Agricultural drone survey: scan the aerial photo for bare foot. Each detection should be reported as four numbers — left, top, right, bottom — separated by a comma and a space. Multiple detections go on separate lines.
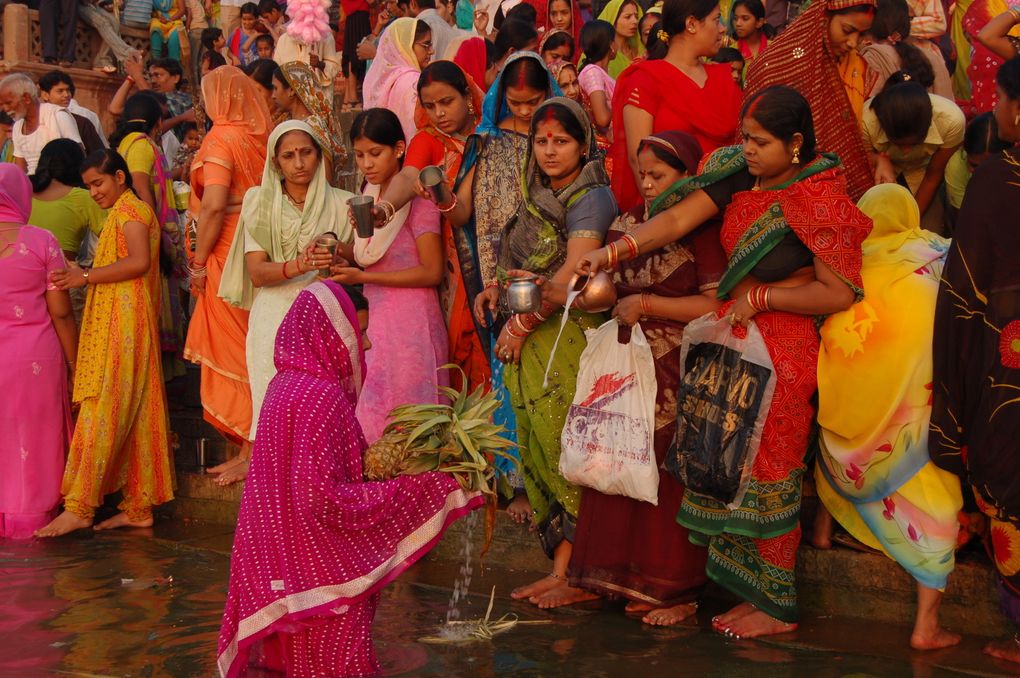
911, 626, 961, 650
712, 601, 755, 631
34, 510, 92, 538
643, 603, 698, 627
532, 582, 600, 609
206, 456, 243, 475
511, 574, 562, 600
985, 638, 1020, 663
507, 494, 531, 524
93, 512, 154, 531
722, 608, 798, 639
625, 601, 656, 615
215, 459, 249, 486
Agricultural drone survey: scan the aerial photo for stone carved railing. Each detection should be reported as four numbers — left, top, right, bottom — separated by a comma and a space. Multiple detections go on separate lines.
0, 3, 151, 134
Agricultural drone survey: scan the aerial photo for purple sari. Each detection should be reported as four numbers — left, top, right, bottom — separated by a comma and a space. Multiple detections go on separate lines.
217, 281, 483, 677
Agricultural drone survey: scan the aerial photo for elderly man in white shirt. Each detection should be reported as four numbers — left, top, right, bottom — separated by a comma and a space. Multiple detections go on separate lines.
0, 73, 82, 175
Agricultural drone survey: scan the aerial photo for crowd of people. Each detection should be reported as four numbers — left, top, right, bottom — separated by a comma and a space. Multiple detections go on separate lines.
2, 0, 1020, 674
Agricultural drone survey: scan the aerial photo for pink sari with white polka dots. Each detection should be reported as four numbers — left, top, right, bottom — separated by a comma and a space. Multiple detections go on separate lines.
217, 281, 483, 677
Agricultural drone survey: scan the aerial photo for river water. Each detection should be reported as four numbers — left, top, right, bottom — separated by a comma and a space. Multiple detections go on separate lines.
0, 530, 1005, 677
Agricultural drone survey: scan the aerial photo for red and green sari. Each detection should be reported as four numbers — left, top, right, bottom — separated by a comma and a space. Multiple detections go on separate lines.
651, 145, 869, 622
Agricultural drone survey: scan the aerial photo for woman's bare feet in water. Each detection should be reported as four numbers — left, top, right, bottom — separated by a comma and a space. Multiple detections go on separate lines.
34, 510, 92, 538
511, 574, 562, 600
531, 582, 600, 609
712, 601, 755, 631
507, 494, 531, 525
911, 626, 961, 650
643, 603, 698, 627
984, 637, 1020, 663
214, 458, 250, 486
94, 512, 154, 531
716, 605, 797, 639
911, 585, 960, 650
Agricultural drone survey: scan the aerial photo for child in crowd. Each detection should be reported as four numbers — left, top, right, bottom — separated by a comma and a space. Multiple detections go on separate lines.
0, 111, 13, 163
578, 20, 616, 135
255, 33, 276, 59
172, 122, 202, 182
862, 73, 966, 233
712, 46, 745, 85
229, 3, 266, 67
258, 0, 288, 40
728, 0, 770, 63
202, 27, 239, 66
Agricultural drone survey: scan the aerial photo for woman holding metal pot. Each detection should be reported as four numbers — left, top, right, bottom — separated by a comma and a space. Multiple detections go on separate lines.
473, 97, 617, 610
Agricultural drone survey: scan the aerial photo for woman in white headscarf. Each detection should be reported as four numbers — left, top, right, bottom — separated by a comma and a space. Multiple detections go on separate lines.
220, 120, 354, 442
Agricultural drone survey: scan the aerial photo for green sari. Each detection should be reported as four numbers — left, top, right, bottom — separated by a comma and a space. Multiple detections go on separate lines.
499, 98, 615, 556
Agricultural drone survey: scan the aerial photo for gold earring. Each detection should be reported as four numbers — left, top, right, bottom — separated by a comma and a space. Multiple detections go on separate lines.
792, 146, 801, 164
688, 27, 696, 33
468, 101, 476, 116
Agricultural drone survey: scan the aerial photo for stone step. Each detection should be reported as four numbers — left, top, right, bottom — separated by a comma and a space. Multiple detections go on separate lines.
161, 469, 1009, 639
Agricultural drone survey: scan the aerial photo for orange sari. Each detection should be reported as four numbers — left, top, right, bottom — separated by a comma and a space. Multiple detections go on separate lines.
184, 66, 271, 443
407, 67, 490, 391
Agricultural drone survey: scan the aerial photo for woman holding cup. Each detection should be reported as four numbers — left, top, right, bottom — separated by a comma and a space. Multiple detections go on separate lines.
328, 108, 447, 445
220, 120, 354, 450
370, 60, 490, 394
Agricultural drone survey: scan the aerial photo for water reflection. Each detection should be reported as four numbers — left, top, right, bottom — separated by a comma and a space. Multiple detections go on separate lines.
0, 534, 981, 677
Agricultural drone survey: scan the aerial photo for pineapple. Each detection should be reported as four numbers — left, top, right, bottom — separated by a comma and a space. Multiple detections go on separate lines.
362, 366, 517, 498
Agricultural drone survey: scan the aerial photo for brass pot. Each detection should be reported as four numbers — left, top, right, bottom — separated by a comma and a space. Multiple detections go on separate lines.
568, 271, 617, 313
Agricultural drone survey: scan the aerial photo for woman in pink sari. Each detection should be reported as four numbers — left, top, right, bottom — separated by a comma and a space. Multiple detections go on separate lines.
363, 18, 435, 142
217, 280, 483, 677
0, 164, 77, 539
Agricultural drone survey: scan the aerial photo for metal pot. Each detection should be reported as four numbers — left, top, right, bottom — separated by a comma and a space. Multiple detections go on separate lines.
506, 277, 543, 313
569, 271, 617, 313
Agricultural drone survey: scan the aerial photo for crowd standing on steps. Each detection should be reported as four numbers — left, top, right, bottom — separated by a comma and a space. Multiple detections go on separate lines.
3, 0, 1020, 672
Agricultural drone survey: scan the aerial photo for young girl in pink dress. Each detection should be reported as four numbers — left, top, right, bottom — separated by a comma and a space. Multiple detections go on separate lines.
329, 108, 449, 443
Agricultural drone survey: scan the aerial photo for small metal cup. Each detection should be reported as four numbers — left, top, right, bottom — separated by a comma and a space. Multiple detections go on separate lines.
419, 165, 452, 207
315, 235, 340, 277
349, 195, 375, 238
506, 277, 542, 313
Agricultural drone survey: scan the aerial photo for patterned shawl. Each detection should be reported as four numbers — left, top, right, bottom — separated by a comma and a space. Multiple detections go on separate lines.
743, 0, 876, 201
650, 144, 870, 300
216, 281, 483, 677
279, 60, 349, 171
930, 149, 1020, 520
496, 97, 610, 279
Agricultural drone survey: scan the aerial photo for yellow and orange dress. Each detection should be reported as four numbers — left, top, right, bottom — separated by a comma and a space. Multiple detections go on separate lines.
62, 190, 174, 521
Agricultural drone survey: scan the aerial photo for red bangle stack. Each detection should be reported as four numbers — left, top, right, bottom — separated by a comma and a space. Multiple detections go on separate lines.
747, 285, 772, 313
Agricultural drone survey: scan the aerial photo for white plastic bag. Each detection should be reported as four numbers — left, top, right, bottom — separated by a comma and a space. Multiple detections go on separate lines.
560, 319, 659, 504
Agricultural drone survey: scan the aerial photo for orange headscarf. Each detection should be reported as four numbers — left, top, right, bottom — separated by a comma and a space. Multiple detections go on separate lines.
744, 0, 876, 201
194, 66, 272, 197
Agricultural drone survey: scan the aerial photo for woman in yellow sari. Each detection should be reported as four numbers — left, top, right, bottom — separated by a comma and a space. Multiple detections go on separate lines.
815, 184, 963, 650
36, 149, 174, 537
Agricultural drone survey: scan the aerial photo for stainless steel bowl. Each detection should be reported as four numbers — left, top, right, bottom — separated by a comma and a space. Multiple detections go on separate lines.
506, 277, 543, 313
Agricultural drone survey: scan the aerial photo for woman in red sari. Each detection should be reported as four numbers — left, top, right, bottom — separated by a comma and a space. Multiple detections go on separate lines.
578, 85, 870, 639
743, 0, 877, 201
610, 0, 742, 213
374, 60, 489, 391
525, 0, 585, 47
569, 130, 724, 625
